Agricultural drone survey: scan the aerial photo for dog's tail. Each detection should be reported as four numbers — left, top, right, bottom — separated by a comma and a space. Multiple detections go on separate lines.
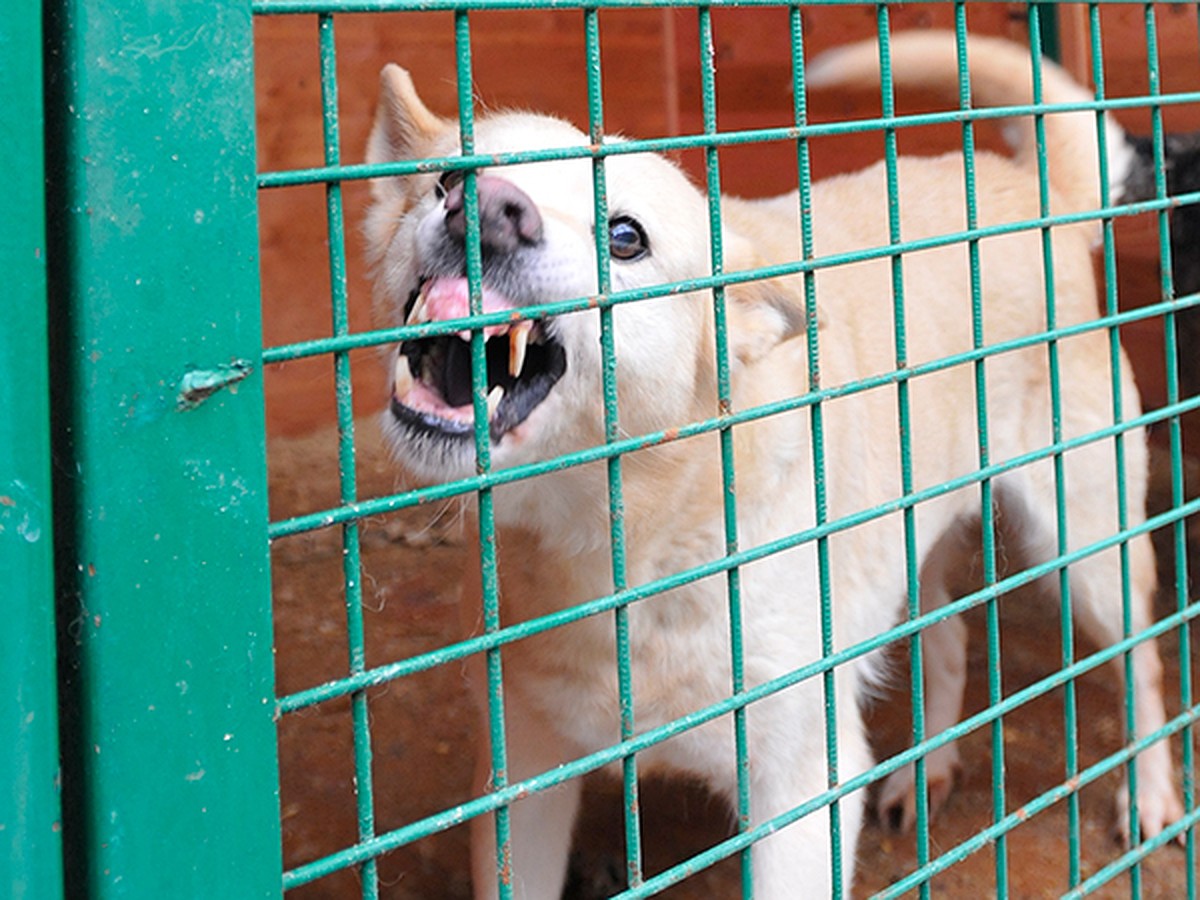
806, 31, 1137, 216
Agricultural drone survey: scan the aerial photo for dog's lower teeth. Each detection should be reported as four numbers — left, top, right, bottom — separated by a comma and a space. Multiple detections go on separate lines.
394, 353, 413, 396
487, 385, 504, 418
509, 322, 532, 379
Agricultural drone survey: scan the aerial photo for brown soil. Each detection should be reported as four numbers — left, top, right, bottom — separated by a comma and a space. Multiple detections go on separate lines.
270, 419, 1197, 899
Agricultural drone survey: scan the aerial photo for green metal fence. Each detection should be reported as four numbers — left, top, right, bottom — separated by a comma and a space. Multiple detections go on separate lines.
3, 5, 62, 899
19, 0, 1200, 897
41, 1, 281, 896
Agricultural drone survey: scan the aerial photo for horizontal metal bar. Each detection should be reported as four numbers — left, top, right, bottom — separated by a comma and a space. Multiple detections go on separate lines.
1063, 807, 1200, 899
258, 94, 1200, 189
269, 400, 1199, 632
623, 706, 1200, 899
278, 484, 1200, 722
253, 0, 1199, 15
872, 710, 1200, 900
269, 300, 1200, 539
281, 602, 1200, 889
264, 201, 1200, 365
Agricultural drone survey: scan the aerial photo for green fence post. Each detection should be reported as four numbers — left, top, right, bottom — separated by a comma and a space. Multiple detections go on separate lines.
44, 1, 282, 896
2, 4, 64, 899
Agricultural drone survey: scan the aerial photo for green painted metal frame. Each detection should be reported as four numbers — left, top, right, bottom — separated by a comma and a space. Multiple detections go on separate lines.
43, 0, 283, 896
21, 0, 1200, 897
256, 2, 1200, 897
2, 5, 63, 900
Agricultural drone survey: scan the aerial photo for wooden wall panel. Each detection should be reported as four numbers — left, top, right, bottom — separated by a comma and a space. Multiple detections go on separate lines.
672, 4, 1029, 196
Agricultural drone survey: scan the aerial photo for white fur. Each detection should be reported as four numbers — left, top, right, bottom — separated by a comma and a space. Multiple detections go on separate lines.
808, 31, 1182, 845
364, 56, 1179, 898
806, 31, 1138, 220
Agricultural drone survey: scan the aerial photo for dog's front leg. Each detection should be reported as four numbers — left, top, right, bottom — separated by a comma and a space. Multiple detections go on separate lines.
1112, 636, 1183, 844
469, 693, 583, 900
877, 611, 967, 831
745, 692, 871, 898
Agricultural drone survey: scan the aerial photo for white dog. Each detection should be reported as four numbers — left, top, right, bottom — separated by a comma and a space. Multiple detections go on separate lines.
364, 41, 1178, 897
807, 30, 1183, 842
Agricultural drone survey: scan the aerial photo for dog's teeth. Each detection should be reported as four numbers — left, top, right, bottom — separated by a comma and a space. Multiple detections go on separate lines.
408, 290, 429, 325
394, 354, 413, 396
487, 385, 504, 419
509, 322, 532, 379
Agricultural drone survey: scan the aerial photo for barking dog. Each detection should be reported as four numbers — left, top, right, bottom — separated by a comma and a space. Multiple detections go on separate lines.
808, 30, 1183, 843
366, 49, 1178, 897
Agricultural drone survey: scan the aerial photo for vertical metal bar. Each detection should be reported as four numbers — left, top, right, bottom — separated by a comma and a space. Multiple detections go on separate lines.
1, 4, 64, 897
954, 10, 1007, 895
696, 8, 753, 896
582, 9, 644, 890
316, 13, 378, 898
791, 8, 841, 897
875, 10, 929, 894
452, 15, 512, 900
1143, 5, 1197, 889
1026, 9, 1081, 886
1086, 9, 1143, 894
43, 0, 282, 896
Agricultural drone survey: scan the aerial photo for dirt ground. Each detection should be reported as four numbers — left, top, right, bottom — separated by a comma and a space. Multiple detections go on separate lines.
269, 417, 1199, 899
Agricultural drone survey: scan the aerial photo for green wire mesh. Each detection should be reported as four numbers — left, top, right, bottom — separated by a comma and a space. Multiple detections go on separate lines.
255, 2, 1200, 897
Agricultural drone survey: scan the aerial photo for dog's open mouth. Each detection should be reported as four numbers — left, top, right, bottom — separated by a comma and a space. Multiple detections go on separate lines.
390, 277, 567, 442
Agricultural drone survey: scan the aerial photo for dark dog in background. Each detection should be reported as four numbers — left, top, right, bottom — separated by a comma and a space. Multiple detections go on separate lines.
1123, 131, 1200, 398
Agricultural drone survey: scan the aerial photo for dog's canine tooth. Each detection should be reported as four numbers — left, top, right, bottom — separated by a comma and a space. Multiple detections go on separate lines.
394, 353, 413, 396
408, 289, 430, 325
509, 321, 532, 379
487, 384, 504, 418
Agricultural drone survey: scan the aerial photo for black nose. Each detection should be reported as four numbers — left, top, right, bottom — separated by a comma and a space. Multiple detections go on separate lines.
443, 174, 544, 253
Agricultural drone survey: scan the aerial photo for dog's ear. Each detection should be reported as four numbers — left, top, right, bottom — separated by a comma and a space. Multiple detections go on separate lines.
724, 275, 809, 368
366, 64, 451, 202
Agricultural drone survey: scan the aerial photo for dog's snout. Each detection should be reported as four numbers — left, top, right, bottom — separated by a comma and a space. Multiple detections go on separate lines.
444, 174, 544, 252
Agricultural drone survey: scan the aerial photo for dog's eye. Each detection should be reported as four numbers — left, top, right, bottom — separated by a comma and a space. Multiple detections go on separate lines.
608, 216, 649, 262
434, 169, 465, 200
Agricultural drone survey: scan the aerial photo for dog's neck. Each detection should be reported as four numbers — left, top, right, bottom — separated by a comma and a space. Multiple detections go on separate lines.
484, 434, 728, 576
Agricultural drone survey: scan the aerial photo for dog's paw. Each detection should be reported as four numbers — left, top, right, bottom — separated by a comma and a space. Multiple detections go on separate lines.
1112, 745, 1185, 847
876, 751, 961, 833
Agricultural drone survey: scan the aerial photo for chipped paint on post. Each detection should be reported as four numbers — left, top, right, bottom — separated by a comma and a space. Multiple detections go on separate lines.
176, 361, 253, 410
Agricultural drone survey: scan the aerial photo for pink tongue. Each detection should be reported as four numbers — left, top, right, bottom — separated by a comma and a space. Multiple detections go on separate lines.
423, 278, 517, 337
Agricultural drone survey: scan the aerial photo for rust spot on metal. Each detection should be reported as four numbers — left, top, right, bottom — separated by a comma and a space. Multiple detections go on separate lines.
499, 843, 513, 886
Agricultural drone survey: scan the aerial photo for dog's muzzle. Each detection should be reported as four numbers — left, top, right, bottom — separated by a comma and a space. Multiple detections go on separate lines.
390, 276, 567, 444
